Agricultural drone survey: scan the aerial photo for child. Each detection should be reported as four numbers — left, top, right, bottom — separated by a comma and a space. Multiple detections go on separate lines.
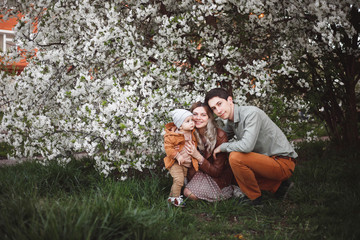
164, 109, 199, 207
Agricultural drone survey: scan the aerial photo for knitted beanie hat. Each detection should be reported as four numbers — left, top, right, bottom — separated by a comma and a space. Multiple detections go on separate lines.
170, 109, 193, 128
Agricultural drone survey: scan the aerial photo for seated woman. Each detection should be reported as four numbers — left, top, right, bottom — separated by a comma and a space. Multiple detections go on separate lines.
183, 101, 235, 202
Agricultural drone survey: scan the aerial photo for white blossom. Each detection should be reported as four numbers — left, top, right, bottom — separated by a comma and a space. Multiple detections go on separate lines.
0, 0, 357, 176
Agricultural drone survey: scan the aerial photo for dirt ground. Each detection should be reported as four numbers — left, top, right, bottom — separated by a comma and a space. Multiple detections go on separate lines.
0, 158, 27, 166
0, 152, 88, 167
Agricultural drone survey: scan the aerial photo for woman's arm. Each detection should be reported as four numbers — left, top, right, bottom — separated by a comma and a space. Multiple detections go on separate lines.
186, 129, 229, 178
198, 129, 228, 178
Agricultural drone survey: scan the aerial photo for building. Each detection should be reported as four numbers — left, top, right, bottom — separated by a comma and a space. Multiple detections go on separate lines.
0, 12, 28, 74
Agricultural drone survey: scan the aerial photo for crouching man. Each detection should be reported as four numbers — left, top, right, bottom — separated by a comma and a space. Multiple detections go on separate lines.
205, 88, 297, 206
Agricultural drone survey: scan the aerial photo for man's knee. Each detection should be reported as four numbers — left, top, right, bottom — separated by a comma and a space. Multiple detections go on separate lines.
229, 152, 247, 166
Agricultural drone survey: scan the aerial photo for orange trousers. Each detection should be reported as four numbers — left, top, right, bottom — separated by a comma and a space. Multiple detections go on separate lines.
229, 152, 295, 200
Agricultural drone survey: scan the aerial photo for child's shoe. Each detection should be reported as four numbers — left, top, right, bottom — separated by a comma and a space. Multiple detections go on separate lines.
167, 195, 186, 207
167, 196, 174, 205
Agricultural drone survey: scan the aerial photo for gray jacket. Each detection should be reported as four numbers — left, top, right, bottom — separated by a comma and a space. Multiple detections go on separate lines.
219, 105, 298, 158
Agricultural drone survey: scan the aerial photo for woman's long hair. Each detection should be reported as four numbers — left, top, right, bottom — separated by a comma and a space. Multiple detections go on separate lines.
190, 102, 217, 154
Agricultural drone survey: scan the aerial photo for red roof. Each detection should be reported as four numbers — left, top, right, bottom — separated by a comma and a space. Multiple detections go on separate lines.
1, 12, 29, 74
0, 13, 22, 30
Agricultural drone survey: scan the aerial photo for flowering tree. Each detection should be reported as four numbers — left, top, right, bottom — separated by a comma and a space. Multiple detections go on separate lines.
0, 0, 358, 176
251, 0, 360, 145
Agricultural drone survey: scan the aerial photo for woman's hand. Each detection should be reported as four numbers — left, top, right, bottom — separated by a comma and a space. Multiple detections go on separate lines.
185, 141, 203, 163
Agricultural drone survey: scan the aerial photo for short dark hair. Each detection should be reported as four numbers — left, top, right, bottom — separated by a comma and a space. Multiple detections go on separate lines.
204, 88, 231, 105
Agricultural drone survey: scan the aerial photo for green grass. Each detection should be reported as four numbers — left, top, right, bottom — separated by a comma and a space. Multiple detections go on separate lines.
1, 142, 359, 240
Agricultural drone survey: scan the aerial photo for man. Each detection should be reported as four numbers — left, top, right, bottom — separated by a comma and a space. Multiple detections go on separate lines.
205, 88, 297, 205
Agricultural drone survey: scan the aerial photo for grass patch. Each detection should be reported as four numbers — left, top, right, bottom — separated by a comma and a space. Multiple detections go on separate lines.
1, 143, 359, 239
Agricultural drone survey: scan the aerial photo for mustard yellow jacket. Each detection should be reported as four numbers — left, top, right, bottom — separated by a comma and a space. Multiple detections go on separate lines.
163, 122, 199, 171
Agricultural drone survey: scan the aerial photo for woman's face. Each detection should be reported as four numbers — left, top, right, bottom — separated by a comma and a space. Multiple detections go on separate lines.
192, 106, 209, 129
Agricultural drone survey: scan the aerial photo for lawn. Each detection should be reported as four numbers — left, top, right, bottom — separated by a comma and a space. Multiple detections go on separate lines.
0, 141, 359, 240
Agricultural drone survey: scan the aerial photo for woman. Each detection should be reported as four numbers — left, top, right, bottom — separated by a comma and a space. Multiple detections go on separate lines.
182, 101, 235, 202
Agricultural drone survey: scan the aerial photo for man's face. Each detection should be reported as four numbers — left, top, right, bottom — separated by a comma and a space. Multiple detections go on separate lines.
207, 96, 234, 120
180, 116, 195, 131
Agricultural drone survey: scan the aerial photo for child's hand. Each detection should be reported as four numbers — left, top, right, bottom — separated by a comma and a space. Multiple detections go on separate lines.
176, 149, 191, 165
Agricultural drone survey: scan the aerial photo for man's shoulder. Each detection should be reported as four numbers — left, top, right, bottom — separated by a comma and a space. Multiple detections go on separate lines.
239, 106, 265, 117
239, 105, 261, 112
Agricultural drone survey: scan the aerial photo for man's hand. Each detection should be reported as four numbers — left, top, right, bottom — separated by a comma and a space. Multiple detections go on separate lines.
213, 145, 221, 159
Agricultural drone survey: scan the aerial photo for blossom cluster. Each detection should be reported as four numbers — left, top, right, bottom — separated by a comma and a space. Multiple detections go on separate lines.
0, 0, 357, 176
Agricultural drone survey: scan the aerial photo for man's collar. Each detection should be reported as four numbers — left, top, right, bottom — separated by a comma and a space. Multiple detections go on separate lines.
232, 104, 240, 123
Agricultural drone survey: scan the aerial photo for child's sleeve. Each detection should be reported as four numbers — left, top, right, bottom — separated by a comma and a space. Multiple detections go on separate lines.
164, 135, 179, 159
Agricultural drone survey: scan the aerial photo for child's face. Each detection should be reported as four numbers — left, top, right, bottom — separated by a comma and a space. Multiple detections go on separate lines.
180, 116, 195, 131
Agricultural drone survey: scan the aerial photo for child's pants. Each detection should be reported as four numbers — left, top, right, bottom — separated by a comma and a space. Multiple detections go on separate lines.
169, 162, 188, 197
229, 152, 296, 200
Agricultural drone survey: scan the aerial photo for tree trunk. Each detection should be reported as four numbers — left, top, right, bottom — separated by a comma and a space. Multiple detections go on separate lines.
342, 76, 359, 146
